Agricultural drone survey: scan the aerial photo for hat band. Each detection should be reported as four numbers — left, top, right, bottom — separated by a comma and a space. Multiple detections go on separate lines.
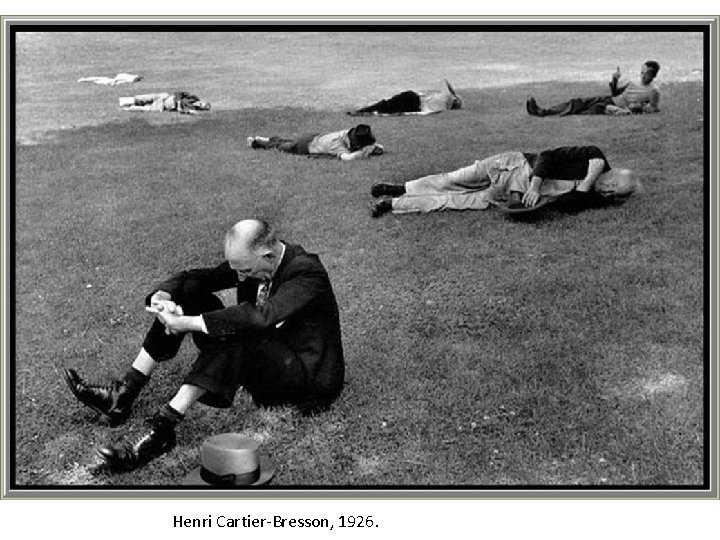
200, 466, 260, 486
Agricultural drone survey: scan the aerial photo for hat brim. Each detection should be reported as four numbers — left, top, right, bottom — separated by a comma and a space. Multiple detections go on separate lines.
182, 456, 275, 487
495, 195, 554, 214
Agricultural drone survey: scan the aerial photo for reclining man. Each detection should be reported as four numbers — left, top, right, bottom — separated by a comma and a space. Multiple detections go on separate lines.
526, 61, 660, 117
119, 91, 211, 114
370, 145, 637, 217
347, 79, 463, 116
64, 220, 344, 471
247, 124, 384, 161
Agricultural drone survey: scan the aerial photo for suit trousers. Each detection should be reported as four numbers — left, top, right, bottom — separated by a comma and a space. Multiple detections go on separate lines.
253, 133, 317, 154
540, 95, 614, 116
142, 292, 309, 409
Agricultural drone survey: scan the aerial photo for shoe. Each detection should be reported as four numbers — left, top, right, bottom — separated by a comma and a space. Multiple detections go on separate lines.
371, 182, 405, 198
95, 414, 177, 472
526, 97, 540, 116
370, 199, 392, 218
63, 368, 137, 426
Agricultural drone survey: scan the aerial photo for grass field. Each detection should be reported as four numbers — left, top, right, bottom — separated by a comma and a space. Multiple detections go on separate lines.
14, 80, 705, 487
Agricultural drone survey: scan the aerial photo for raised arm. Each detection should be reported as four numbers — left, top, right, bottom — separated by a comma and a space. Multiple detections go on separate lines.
609, 66, 630, 97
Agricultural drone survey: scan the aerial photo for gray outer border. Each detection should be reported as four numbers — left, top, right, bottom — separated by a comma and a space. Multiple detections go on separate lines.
1, 14, 717, 500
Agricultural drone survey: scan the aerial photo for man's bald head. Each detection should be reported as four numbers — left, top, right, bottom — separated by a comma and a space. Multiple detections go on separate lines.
225, 219, 278, 252
224, 220, 282, 282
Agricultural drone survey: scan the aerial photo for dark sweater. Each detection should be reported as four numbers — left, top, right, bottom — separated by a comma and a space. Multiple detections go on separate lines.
523, 146, 611, 180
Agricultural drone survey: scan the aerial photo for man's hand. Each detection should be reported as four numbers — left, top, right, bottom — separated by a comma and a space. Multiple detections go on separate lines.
369, 143, 384, 156
149, 290, 184, 316
522, 186, 541, 207
146, 306, 186, 334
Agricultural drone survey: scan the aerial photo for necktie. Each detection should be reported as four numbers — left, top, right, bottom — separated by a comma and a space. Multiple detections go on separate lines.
256, 282, 270, 307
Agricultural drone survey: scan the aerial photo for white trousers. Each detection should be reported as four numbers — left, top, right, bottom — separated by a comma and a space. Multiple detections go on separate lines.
391, 151, 584, 214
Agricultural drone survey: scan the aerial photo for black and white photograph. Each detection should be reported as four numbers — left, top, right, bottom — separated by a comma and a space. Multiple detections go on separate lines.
2, 17, 713, 495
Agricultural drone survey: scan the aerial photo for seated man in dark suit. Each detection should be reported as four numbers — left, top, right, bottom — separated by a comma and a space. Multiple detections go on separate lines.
64, 219, 344, 471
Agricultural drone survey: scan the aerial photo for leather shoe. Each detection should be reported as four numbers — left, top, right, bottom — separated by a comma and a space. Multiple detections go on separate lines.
63, 368, 137, 426
371, 182, 405, 198
96, 415, 176, 471
370, 199, 392, 218
526, 97, 540, 116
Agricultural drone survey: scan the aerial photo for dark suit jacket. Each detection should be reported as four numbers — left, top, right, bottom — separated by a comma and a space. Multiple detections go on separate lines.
150, 243, 344, 401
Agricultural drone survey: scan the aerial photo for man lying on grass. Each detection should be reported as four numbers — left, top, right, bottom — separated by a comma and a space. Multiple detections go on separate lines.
347, 79, 462, 116
119, 91, 211, 114
247, 123, 384, 161
64, 220, 344, 472
526, 60, 660, 117
370, 145, 638, 217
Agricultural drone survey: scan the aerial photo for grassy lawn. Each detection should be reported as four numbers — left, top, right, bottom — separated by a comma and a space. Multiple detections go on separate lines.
13, 81, 705, 487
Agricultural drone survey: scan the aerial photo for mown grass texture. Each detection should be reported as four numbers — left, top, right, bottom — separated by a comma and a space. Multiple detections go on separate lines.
14, 81, 704, 487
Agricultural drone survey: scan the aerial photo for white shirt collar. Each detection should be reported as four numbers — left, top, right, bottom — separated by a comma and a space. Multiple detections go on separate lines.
270, 242, 286, 282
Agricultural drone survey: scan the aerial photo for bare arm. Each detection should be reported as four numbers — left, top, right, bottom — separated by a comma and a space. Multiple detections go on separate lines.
338, 143, 384, 161
609, 67, 630, 97
576, 158, 607, 192
522, 176, 543, 207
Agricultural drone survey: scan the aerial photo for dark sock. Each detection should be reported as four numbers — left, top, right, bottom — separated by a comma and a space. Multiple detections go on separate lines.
382, 183, 405, 197
122, 367, 149, 388
158, 404, 185, 426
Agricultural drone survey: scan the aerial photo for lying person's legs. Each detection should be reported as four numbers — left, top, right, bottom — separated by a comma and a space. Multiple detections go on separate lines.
527, 95, 614, 116
247, 133, 317, 154
371, 159, 497, 216
372, 159, 492, 198
119, 93, 170, 112
349, 90, 422, 115
248, 136, 297, 151
386, 191, 496, 215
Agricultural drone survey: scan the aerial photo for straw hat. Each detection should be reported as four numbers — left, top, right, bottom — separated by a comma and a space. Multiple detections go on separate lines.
183, 433, 275, 487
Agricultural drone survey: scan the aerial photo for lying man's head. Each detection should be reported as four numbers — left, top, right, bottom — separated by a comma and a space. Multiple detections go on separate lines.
641, 61, 660, 84
225, 220, 282, 282
347, 124, 376, 151
594, 168, 639, 198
